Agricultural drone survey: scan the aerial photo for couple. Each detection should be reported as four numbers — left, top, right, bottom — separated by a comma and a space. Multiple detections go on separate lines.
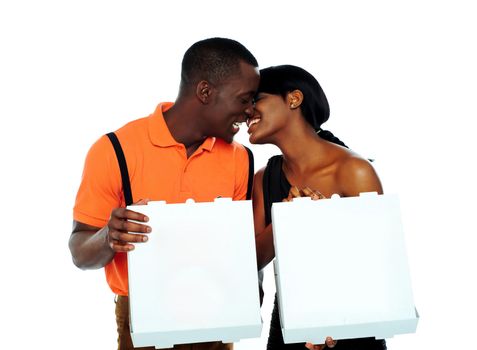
69, 37, 385, 350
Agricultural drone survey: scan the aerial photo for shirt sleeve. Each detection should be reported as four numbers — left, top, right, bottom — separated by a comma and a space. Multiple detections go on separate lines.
73, 135, 123, 228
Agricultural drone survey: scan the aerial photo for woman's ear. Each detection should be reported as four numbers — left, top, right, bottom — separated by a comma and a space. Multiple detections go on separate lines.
196, 80, 212, 104
288, 89, 304, 109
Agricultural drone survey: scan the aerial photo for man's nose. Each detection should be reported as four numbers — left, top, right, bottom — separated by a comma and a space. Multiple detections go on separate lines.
243, 103, 255, 120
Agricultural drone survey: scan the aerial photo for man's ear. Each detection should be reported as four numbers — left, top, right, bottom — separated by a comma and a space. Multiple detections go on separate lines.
196, 80, 213, 104
288, 89, 304, 109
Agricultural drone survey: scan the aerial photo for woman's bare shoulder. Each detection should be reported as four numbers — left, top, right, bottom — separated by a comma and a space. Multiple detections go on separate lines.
335, 151, 383, 196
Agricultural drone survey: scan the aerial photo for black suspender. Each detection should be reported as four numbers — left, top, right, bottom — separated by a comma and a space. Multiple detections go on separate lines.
106, 132, 255, 204
244, 146, 254, 200
106, 132, 133, 206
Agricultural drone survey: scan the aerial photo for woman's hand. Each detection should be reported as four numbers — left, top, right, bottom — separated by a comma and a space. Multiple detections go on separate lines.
305, 337, 337, 349
283, 186, 326, 202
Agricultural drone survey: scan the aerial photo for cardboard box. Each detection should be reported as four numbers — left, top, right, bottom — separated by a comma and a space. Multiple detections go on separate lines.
271, 192, 418, 344
127, 198, 262, 349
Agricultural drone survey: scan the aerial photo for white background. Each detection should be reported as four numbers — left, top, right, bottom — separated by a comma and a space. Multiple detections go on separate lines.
1, 0, 476, 349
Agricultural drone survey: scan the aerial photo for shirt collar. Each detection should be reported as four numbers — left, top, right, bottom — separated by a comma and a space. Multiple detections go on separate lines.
148, 102, 216, 152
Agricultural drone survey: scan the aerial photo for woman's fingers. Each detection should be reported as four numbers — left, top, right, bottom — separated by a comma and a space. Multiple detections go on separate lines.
295, 187, 326, 200
283, 186, 326, 202
325, 337, 337, 348
290, 186, 302, 198
304, 337, 337, 349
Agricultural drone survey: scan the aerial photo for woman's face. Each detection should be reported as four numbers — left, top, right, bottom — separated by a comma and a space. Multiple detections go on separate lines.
246, 92, 291, 144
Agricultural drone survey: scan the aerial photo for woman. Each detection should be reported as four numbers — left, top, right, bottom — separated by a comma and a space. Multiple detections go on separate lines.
248, 65, 386, 350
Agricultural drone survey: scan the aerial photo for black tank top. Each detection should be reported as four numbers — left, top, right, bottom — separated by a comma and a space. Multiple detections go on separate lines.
263, 155, 290, 226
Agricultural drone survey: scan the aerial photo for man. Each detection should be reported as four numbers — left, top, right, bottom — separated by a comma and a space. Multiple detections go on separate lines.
69, 37, 259, 350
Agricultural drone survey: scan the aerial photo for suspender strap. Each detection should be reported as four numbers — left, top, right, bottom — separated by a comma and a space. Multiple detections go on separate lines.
244, 146, 254, 200
106, 132, 133, 206
106, 133, 253, 204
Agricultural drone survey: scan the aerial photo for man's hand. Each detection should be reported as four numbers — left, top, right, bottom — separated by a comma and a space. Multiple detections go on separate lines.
305, 337, 337, 350
107, 198, 151, 252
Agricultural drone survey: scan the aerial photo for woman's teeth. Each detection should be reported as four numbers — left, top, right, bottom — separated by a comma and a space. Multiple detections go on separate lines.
248, 118, 260, 127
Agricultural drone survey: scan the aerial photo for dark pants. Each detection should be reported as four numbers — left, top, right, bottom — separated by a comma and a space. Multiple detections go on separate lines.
267, 295, 387, 350
115, 295, 233, 350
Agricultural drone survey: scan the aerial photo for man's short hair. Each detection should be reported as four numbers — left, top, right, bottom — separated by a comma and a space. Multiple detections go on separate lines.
180, 37, 258, 88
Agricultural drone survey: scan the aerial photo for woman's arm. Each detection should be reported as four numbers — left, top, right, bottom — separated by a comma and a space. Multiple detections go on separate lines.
252, 168, 276, 270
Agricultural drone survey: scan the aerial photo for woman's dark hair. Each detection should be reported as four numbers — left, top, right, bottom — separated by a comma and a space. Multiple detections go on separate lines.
258, 65, 347, 148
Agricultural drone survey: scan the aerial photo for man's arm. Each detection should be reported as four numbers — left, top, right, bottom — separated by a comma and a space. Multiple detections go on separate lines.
69, 205, 151, 270
69, 221, 114, 270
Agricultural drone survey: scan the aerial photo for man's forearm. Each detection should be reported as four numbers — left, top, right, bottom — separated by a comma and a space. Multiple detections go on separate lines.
69, 226, 115, 270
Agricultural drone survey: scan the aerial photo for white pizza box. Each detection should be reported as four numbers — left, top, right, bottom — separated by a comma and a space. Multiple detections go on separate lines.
271, 192, 418, 344
127, 198, 262, 349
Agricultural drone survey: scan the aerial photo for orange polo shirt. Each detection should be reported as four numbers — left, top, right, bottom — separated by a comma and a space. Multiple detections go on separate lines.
73, 102, 250, 295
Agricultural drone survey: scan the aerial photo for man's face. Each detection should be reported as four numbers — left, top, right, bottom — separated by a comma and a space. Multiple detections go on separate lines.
205, 61, 260, 143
